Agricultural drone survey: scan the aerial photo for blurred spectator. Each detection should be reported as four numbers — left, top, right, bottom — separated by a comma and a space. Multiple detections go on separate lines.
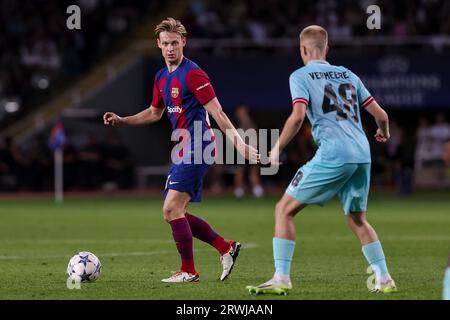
443, 139, 450, 183
206, 164, 226, 195
186, 0, 450, 40
102, 130, 134, 190
282, 123, 315, 183
0, 137, 17, 191
415, 117, 432, 171
386, 119, 415, 195
294, 122, 315, 165
3, 136, 27, 191
233, 104, 264, 198
386, 119, 403, 185
444, 139, 450, 167
428, 113, 450, 164
78, 133, 103, 190
0, 130, 140, 192
0, 0, 159, 129
1, 0, 450, 194
62, 136, 79, 191
20, 28, 61, 91
415, 113, 450, 187
26, 136, 53, 191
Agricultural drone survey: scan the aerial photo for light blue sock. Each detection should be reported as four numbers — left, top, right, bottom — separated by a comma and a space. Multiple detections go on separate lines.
444, 268, 450, 300
273, 237, 296, 276
362, 240, 389, 280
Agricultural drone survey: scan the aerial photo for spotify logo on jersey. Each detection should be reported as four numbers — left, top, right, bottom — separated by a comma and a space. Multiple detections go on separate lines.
167, 106, 182, 113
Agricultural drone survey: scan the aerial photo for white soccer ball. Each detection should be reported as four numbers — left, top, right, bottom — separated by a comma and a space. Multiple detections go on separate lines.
67, 251, 102, 282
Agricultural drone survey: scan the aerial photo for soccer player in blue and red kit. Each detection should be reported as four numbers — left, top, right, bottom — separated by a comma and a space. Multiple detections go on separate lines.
103, 18, 259, 283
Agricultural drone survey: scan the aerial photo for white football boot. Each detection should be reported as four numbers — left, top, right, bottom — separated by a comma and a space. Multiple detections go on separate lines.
161, 271, 199, 283
370, 278, 397, 293
220, 241, 241, 281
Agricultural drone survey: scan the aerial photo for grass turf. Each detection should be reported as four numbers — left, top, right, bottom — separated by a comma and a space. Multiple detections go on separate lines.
0, 191, 449, 300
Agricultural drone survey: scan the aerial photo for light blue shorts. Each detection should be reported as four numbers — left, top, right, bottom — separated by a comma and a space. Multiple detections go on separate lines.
286, 160, 371, 215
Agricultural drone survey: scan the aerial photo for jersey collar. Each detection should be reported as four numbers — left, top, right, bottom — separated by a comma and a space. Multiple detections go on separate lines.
307, 59, 330, 65
167, 56, 186, 74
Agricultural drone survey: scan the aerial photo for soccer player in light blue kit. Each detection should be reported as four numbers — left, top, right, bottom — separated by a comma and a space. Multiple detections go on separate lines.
247, 25, 396, 295
444, 253, 450, 300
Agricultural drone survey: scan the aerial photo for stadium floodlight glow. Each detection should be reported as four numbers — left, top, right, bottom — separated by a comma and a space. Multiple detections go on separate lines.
37, 77, 50, 90
4, 101, 20, 113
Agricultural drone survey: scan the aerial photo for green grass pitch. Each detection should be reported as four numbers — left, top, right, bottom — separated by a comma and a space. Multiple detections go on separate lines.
0, 191, 449, 300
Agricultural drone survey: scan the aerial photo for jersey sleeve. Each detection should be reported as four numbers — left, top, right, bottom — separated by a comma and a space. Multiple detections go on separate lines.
186, 68, 217, 105
151, 76, 165, 109
355, 75, 374, 108
289, 72, 309, 107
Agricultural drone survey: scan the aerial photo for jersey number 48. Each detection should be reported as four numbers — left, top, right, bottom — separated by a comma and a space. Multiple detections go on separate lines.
322, 83, 359, 123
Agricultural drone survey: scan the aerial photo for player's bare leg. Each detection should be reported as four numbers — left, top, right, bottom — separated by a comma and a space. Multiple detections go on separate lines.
163, 189, 191, 222
347, 212, 397, 293
249, 165, 264, 198
163, 190, 240, 281
233, 166, 245, 198
444, 253, 450, 300
274, 193, 307, 240
161, 189, 199, 283
247, 193, 306, 295
184, 212, 241, 281
347, 212, 378, 245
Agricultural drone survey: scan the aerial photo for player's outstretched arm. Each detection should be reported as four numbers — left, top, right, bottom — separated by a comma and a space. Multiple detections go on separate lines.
365, 100, 390, 143
204, 98, 259, 163
103, 106, 164, 126
269, 102, 306, 164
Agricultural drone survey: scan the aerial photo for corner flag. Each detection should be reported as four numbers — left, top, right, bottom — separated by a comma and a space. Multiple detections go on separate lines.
48, 121, 65, 203
48, 121, 66, 151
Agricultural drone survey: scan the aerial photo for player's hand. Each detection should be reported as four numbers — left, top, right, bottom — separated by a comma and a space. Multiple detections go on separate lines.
103, 112, 123, 126
374, 129, 390, 143
239, 144, 260, 163
268, 150, 282, 165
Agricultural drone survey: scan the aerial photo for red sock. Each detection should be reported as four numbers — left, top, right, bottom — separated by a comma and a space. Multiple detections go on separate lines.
185, 213, 231, 255
169, 217, 196, 274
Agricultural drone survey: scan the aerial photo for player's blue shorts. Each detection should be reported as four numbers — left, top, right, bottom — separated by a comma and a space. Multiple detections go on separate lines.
286, 160, 371, 215
163, 164, 210, 202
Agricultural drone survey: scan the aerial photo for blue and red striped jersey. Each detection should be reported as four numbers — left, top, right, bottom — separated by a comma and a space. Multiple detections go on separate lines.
152, 57, 216, 163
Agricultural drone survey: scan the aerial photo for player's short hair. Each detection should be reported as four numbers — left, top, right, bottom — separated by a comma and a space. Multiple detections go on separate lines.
155, 17, 187, 39
299, 25, 328, 52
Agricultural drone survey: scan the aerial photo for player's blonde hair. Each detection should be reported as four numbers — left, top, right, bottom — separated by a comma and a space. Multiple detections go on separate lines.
155, 17, 187, 39
299, 25, 328, 52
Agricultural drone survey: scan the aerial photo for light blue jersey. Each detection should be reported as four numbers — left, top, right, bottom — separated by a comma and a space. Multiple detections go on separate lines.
289, 60, 373, 164
286, 59, 376, 214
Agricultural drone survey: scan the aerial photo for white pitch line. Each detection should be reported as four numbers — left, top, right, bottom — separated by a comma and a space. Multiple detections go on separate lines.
0, 239, 266, 245
2, 234, 450, 244
0, 243, 260, 260
0, 239, 182, 244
